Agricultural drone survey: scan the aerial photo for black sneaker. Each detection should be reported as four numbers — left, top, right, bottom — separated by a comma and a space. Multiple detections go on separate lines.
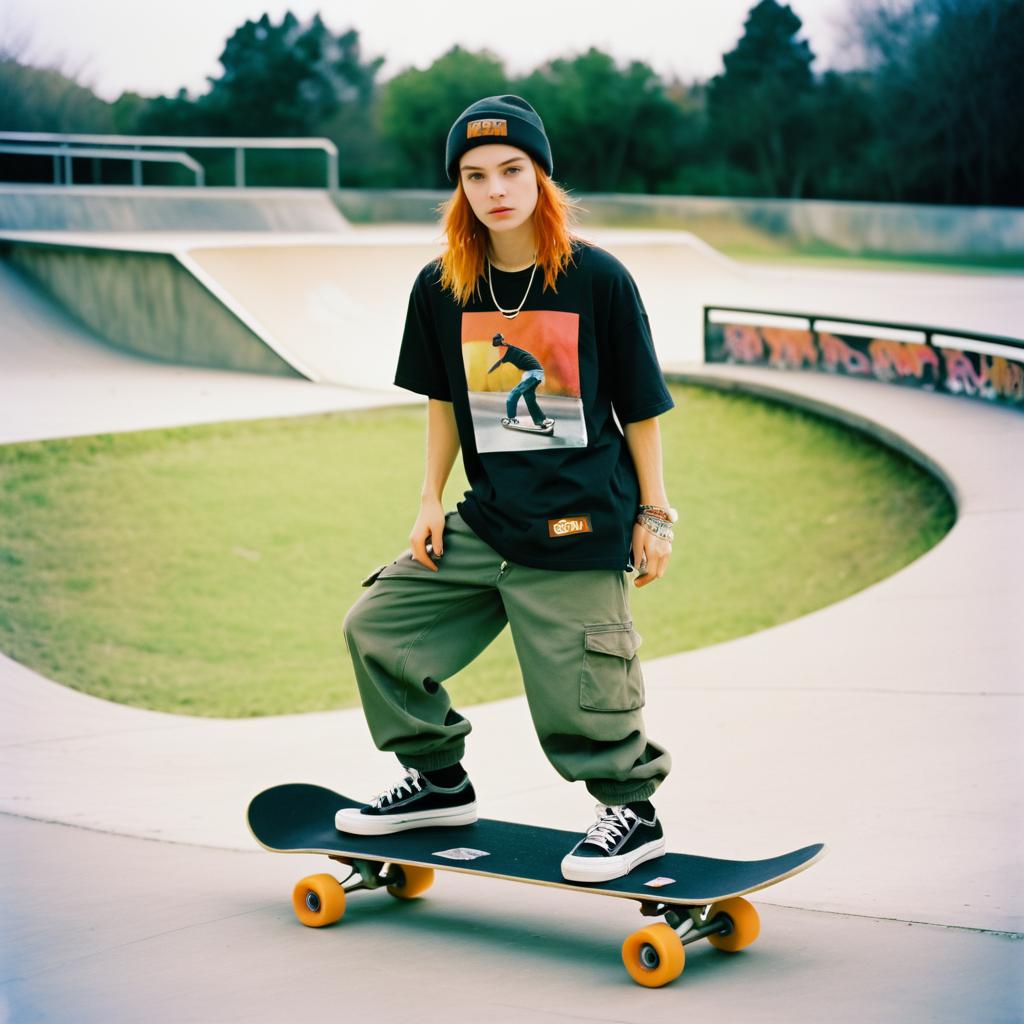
560, 803, 666, 883
334, 766, 477, 835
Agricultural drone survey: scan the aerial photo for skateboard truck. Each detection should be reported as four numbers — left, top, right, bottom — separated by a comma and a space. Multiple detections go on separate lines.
329, 856, 397, 893
330, 856, 426, 903
640, 900, 734, 945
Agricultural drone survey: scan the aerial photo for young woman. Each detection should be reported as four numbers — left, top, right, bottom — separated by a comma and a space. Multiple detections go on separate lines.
337, 95, 677, 883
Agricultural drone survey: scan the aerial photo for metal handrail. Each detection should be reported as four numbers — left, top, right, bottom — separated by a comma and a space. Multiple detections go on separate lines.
0, 144, 205, 187
0, 132, 339, 189
704, 305, 1024, 352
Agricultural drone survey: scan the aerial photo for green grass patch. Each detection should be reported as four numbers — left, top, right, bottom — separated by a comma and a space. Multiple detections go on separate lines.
0, 383, 955, 716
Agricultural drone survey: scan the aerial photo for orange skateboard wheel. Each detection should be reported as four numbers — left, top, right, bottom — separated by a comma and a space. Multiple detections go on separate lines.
621, 923, 685, 988
706, 897, 760, 951
386, 864, 435, 899
292, 873, 346, 927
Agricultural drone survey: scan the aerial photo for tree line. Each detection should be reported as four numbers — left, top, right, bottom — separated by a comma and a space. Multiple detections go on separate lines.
1, 0, 1019, 205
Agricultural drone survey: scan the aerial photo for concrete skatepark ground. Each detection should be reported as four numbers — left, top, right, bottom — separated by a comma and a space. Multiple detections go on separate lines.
1, 196, 1022, 1021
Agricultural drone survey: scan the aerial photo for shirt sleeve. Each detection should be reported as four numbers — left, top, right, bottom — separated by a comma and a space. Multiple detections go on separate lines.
605, 268, 675, 424
393, 268, 452, 402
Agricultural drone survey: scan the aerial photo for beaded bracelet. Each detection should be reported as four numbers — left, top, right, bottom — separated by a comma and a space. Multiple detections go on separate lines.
636, 511, 674, 542
639, 504, 678, 523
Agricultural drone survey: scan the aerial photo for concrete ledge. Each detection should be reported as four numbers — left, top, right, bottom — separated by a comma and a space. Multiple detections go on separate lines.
0, 185, 351, 233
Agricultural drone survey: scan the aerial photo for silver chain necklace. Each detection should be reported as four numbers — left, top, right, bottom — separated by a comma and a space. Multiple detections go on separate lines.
487, 254, 538, 320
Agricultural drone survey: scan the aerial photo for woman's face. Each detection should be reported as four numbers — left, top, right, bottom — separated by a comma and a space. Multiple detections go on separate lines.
458, 144, 539, 236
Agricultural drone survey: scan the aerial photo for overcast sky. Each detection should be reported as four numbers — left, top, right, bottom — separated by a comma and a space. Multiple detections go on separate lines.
4, 0, 860, 103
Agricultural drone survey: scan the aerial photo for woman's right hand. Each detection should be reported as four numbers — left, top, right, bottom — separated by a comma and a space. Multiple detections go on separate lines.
410, 499, 446, 571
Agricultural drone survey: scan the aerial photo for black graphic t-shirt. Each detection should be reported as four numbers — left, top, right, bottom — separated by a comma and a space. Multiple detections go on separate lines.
393, 238, 675, 571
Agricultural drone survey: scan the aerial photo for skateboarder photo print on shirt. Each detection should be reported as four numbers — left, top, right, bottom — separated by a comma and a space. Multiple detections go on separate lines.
461, 310, 587, 452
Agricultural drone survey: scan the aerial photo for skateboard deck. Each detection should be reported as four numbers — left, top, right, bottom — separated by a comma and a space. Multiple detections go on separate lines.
501, 417, 554, 435
248, 784, 826, 988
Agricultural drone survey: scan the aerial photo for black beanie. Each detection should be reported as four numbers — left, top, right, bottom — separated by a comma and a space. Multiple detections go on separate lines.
445, 94, 553, 184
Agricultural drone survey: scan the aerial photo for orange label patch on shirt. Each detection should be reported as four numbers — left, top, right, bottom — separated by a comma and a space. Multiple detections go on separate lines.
548, 514, 592, 538
467, 118, 508, 138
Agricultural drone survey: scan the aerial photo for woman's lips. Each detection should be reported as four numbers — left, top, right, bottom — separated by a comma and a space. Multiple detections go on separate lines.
490, 208, 513, 215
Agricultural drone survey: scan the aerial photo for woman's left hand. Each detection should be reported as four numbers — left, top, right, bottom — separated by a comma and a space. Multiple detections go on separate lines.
630, 521, 672, 588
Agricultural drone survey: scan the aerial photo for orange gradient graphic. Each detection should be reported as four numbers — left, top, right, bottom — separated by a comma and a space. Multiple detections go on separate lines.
461, 310, 580, 396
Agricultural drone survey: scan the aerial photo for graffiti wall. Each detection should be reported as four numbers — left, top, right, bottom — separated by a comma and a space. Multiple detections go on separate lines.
704, 310, 1024, 409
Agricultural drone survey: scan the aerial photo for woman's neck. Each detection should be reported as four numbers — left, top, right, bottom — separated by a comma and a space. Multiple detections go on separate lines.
487, 223, 536, 271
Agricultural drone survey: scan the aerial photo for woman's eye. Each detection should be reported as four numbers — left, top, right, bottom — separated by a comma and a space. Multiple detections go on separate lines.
467, 167, 519, 181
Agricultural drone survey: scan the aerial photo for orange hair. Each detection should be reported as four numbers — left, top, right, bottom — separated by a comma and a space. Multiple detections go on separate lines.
433, 157, 593, 307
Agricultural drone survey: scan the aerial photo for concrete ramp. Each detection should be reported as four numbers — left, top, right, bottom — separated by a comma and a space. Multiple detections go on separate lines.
0, 260, 417, 445
184, 232, 444, 387
0, 229, 445, 387
3, 236, 304, 379
0, 185, 352, 233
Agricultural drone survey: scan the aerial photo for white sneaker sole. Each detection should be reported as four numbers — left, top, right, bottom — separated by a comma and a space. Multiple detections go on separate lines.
335, 803, 477, 836
560, 836, 666, 883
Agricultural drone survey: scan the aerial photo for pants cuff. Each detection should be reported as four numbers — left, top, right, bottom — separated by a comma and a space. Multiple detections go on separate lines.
399, 744, 465, 773
585, 779, 660, 805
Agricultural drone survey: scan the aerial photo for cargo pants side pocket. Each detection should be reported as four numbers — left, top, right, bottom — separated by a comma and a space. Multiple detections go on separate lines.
360, 564, 389, 587
578, 622, 645, 712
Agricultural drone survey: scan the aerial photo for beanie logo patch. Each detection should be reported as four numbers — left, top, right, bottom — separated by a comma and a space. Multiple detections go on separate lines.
467, 118, 508, 139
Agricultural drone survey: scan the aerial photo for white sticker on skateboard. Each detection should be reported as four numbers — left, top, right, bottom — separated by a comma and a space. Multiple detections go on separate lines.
643, 877, 677, 888
432, 847, 491, 861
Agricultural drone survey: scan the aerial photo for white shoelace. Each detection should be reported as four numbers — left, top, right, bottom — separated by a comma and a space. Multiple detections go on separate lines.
370, 767, 424, 809
583, 804, 637, 852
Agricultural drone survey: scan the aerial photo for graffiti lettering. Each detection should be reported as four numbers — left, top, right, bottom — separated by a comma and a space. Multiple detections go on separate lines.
819, 332, 873, 375
868, 339, 940, 385
762, 328, 817, 369
723, 324, 764, 363
704, 314, 1023, 409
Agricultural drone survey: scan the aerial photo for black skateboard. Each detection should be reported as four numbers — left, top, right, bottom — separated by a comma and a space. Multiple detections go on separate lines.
247, 785, 825, 988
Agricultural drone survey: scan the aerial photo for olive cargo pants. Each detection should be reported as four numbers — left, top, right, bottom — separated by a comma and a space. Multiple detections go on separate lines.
342, 509, 670, 805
